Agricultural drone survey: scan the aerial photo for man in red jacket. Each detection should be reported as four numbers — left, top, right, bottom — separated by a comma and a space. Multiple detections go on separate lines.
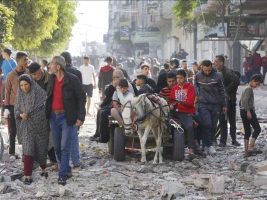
170, 69, 196, 157
98, 56, 114, 99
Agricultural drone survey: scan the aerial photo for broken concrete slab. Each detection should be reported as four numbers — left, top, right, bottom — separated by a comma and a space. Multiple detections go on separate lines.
193, 175, 210, 189
208, 175, 225, 194
254, 171, 267, 186
161, 181, 186, 200
247, 160, 267, 174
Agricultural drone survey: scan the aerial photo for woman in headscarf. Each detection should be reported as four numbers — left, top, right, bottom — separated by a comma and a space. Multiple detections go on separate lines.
15, 74, 49, 185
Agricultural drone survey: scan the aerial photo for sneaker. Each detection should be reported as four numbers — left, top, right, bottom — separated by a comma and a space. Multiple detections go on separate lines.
232, 141, 241, 146
89, 135, 99, 142
72, 165, 81, 172
203, 147, 209, 155
66, 170, 72, 179
24, 177, 32, 185
58, 177, 67, 186
51, 164, 58, 171
212, 140, 218, 146
40, 171, 48, 178
208, 146, 216, 155
218, 143, 226, 147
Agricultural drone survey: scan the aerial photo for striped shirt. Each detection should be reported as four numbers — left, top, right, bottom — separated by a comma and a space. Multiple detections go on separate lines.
159, 87, 172, 104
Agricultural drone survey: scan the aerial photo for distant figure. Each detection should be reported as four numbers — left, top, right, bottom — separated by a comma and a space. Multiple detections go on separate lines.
181, 60, 194, 83
79, 56, 96, 116
98, 56, 114, 99
41, 59, 48, 71
251, 50, 262, 75
157, 63, 170, 92
177, 49, 189, 60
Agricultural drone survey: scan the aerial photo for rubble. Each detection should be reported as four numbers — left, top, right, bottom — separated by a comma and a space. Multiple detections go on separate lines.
161, 181, 186, 199
0, 86, 266, 199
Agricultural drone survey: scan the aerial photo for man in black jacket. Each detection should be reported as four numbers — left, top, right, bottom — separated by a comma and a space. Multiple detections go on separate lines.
214, 55, 241, 147
61, 51, 82, 83
60, 51, 83, 170
46, 56, 86, 185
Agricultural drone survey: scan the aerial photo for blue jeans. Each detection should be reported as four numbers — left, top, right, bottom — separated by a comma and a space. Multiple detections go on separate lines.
199, 105, 220, 147
50, 113, 74, 178
71, 126, 80, 166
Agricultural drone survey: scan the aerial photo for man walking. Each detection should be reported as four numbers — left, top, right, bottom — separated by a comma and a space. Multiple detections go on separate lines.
5, 52, 28, 158
79, 56, 96, 116
195, 60, 227, 155
60, 51, 83, 170
46, 56, 86, 185
214, 55, 241, 147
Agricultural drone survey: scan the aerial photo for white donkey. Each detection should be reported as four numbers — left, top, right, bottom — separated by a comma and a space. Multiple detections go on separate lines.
122, 94, 169, 163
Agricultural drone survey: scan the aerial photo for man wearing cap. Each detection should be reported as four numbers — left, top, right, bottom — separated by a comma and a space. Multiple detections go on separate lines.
46, 56, 86, 185
28, 62, 50, 90
5, 51, 28, 158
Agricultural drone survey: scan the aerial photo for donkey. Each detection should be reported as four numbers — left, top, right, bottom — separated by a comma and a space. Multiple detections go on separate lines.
122, 94, 169, 163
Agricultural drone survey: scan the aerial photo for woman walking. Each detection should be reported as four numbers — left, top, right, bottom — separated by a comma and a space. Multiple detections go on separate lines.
15, 74, 49, 185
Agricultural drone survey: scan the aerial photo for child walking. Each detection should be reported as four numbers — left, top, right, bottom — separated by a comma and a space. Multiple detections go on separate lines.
239, 74, 263, 158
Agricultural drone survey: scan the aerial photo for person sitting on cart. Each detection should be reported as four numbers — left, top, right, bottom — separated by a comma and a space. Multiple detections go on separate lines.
135, 74, 154, 95
170, 69, 197, 158
159, 71, 177, 104
111, 79, 134, 126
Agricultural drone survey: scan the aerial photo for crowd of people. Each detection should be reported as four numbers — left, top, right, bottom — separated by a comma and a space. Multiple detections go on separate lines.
0, 47, 264, 186
92, 55, 264, 160
1, 49, 88, 186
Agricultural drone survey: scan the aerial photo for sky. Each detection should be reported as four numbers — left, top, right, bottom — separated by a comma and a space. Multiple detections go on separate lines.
67, 1, 109, 56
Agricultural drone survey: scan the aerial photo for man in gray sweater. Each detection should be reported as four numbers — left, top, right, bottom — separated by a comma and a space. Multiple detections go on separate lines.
195, 60, 227, 155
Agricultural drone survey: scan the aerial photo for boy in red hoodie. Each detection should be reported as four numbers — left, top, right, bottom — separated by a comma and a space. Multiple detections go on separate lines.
170, 69, 196, 157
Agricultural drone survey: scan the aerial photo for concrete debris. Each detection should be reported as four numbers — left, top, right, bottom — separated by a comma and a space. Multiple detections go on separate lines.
254, 171, 267, 187
0, 86, 266, 199
161, 181, 186, 200
208, 175, 225, 194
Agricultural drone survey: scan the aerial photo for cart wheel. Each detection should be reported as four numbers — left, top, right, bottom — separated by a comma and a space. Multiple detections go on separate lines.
173, 128, 184, 161
113, 127, 125, 161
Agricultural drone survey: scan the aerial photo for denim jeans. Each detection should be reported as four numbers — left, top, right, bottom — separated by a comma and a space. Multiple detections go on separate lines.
199, 105, 220, 147
71, 126, 80, 166
173, 112, 194, 149
50, 112, 74, 178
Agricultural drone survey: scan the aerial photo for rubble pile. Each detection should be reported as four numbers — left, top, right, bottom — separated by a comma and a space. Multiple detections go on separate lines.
0, 87, 267, 199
